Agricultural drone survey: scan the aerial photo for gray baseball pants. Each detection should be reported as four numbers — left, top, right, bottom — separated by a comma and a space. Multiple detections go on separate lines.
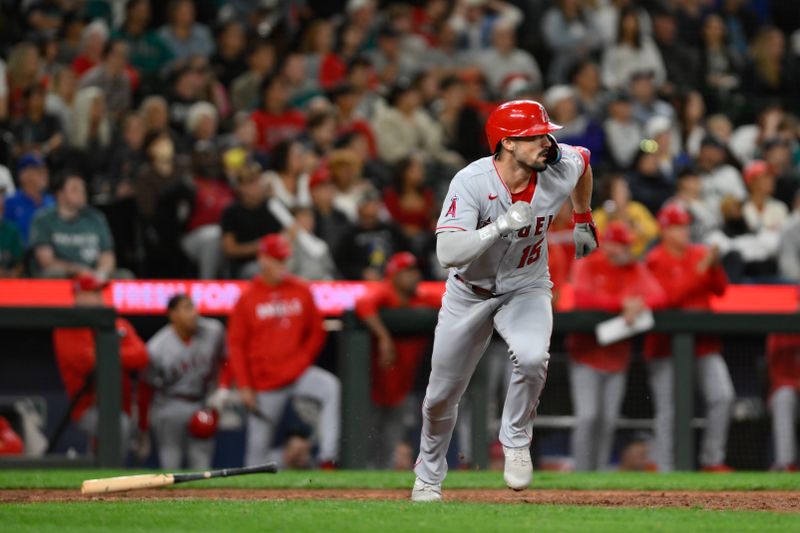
770, 386, 797, 468
151, 398, 214, 470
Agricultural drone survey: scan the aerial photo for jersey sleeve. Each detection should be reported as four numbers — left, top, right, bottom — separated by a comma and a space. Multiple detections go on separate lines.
435, 174, 480, 233
558, 144, 591, 189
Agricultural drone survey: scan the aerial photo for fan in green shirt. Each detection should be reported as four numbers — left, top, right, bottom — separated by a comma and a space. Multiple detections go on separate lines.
0, 190, 24, 277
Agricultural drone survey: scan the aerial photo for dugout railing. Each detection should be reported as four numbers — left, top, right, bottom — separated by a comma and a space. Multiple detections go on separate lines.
338, 309, 800, 470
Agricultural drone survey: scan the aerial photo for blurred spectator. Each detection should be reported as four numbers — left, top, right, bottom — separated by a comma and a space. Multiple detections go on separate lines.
44, 66, 77, 134
301, 110, 338, 157
188, 55, 230, 121
327, 148, 372, 223
71, 19, 109, 77
778, 191, 800, 281
139, 95, 172, 137
166, 64, 204, 137
593, 0, 652, 47
601, 7, 666, 91
231, 39, 276, 113
220, 162, 283, 279
6, 42, 42, 120
3, 154, 54, 244
184, 101, 219, 149
569, 60, 605, 123
603, 91, 641, 170
335, 188, 411, 281
29, 172, 117, 279
477, 23, 542, 97
0, 189, 24, 278
540, 0, 603, 84
448, 0, 523, 57
11, 85, 63, 158
762, 139, 800, 209
676, 90, 708, 158
65, 86, 113, 186
157, 0, 215, 65
369, 25, 417, 84
280, 52, 319, 110
286, 206, 337, 281
263, 140, 312, 210
742, 160, 789, 235
766, 334, 800, 471
628, 69, 675, 127
665, 167, 718, 243
626, 148, 675, 217
383, 156, 436, 254
699, 13, 743, 112
355, 252, 441, 468
308, 165, 352, 257
696, 135, 746, 221
594, 174, 659, 258
78, 39, 133, 121
300, 19, 335, 91
113, 0, 173, 90
567, 221, 666, 471
436, 76, 485, 164
545, 85, 605, 166
136, 131, 182, 222
251, 75, 306, 154
210, 20, 247, 88
742, 26, 799, 112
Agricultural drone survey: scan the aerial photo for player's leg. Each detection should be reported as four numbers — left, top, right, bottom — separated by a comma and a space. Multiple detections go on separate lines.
646, 358, 674, 471
151, 401, 195, 469
415, 281, 498, 486
597, 370, 627, 470
769, 386, 797, 469
493, 289, 553, 450
568, 362, 603, 471
696, 354, 735, 467
245, 389, 290, 467
187, 434, 215, 470
292, 365, 341, 463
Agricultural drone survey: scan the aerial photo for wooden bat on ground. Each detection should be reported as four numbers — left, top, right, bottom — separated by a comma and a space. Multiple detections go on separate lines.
81, 462, 278, 495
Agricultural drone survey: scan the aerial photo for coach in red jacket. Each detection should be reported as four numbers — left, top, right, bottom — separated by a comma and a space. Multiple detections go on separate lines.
644, 203, 734, 472
766, 334, 800, 471
227, 233, 340, 468
567, 222, 666, 471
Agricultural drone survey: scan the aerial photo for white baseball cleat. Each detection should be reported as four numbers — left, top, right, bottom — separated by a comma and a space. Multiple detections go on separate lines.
503, 445, 532, 491
411, 477, 442, 502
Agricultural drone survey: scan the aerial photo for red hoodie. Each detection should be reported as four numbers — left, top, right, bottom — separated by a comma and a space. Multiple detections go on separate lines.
766, 334, 800, 397
53, 318, 148, 421
567, 251, 667, 372
227, 275, 326, 391
643, 244, 728, 359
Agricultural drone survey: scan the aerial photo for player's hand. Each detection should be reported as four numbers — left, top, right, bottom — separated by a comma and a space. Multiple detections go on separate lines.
378, 335, 396, 369
239, 387, 257, 411
573, 222, 599, 258
622, 296, 645, 326
206, 387, 231, 411
697, 245, 721, 273
496, 201, 532, 235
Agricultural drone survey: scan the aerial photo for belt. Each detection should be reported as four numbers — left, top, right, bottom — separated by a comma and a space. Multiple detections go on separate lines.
455, 274, 501, 298
163, 393, 204, 403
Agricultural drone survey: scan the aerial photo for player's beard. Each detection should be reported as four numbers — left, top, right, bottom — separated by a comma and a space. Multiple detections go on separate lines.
515, 153, 548, 173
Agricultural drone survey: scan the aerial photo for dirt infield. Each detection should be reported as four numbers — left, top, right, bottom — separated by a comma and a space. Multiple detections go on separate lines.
1, 488, 797, 512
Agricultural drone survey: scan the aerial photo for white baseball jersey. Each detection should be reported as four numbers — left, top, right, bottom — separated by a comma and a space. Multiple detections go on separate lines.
146, 317, 226, 398
435, 145, 590, 294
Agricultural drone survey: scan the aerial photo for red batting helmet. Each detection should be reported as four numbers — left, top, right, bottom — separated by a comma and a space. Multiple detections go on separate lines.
188, 408, 218, 439
258, 233, 291, 260
657, 203, 691, 229
485, 100, 562, 152
385, 251, 418, 278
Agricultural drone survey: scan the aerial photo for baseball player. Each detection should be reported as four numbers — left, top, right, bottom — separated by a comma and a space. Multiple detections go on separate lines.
355, 251, 442, 469
228, 233, 340, 468
644, 203, 734, 472
567, 222, 666, 471
412, 100, 598, 501
52, 273, 148, 454
766, 334, 800, 471
144, 294, 226, 470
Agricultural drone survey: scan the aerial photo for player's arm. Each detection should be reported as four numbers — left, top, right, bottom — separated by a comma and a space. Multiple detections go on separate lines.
570, 159, 599, 259
356, 290, 396, 368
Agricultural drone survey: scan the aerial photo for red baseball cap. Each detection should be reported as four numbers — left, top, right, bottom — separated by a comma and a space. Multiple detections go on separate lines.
603, 221, 635, 245
258, 233, 291, 260
309, 164, 332, 189
73, 273, 108, 293
385, 252, 418, 277
743, 160, 772, 185
657, 203, 691, 228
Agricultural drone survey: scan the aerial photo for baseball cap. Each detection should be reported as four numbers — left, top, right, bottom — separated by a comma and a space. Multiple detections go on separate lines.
385, 252, 418, 277
645, 116, 672, 139
309, 164, 332, 189
657, 203, 691, 228
17, 153, 46, 173
743, 160, 773, 185
258, 233, 291, 260
73, 272, 109, 293
700, 135, 725, 150
603, 221, 635, 245
543, 85, 576, 109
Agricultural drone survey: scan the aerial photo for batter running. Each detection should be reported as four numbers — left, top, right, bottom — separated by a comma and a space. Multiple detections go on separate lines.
412, 100, 598, 502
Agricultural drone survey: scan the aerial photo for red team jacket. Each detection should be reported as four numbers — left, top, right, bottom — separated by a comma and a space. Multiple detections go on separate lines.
766, 334, 800, 397
567, 252, 667, 372
643, 244, 728, 360
52, 318, 149, 421
355, 282, 442, 407
227, 275, 326, 391
250, 109, 307, 153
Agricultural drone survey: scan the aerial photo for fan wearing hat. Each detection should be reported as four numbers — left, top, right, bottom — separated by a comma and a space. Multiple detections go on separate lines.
226, 233, 340, 468
52, 273, 148, 456
644, 203, 734, 472
354, 252, 441, 468
566, 221, 666, 471
741, 160, 789, 234
3, 154, 54, 244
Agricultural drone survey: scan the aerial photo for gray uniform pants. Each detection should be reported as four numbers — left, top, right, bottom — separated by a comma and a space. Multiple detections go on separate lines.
569, 362, 627, 471
151, 399, 214, 470
647, 354, 735, 470
770, 386, 798, 468
415, 279, 552, 484
245, 366, 341, 467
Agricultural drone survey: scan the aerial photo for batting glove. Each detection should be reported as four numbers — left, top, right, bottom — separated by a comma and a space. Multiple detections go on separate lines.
496, 201, 532, 235
573, 211, 599, 258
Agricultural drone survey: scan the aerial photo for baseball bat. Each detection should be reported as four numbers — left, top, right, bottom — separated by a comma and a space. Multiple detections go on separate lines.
81, 462, 278, 495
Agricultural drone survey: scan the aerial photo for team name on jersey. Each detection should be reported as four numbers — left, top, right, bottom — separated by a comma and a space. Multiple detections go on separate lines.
515, 214, 554, 238
255, 298, 303, 319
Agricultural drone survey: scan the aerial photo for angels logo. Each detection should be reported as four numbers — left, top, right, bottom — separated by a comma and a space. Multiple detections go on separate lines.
445, 194, 458, 218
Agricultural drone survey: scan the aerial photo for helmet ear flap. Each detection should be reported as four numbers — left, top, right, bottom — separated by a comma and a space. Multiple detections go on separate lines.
544, 133, 561, 165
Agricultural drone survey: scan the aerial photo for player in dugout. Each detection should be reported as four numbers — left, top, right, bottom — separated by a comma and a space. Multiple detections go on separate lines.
765, 334, 800, 471
567, 221, 666, 471
52, 273, 148, 456
227, 233, 340, 468
355, 251, 442, 469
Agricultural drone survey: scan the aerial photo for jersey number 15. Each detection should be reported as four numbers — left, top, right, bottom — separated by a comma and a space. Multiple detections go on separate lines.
517, 239, 544, 268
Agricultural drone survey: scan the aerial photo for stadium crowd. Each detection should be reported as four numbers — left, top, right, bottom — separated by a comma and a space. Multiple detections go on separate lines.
0, 0, 798, 471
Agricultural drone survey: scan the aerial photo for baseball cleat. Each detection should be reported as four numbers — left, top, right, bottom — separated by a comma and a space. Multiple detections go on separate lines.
411, 477, 442, 502
503, 445, 533, 491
